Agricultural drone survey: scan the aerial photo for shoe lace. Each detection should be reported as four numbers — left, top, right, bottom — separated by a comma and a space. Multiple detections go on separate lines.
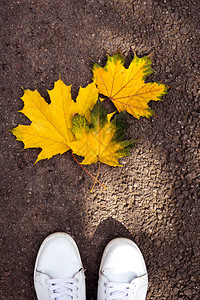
47, 278, 79, 300
104, 282, 137, 300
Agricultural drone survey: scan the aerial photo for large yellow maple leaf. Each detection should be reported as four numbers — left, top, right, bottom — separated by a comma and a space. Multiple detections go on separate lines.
69, 101, 134, 167
12, 79, 98, 163
92, 53, 168, 119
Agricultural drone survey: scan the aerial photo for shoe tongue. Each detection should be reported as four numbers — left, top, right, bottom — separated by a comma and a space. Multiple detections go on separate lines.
103, 268, 137, 283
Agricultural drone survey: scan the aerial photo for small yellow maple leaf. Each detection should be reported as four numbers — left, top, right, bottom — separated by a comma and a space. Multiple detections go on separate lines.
92, 53, 168, 119
12, 79, 98, 163
69, 101, 134, 167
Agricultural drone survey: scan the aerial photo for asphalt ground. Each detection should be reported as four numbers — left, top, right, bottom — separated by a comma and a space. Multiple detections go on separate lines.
1, 0, 200, 299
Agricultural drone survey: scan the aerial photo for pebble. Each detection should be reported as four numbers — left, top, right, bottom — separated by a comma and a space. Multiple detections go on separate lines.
180, 27, 188, 34
179, 236, 186, 244
176, 153, 183, 162
128, 185, 133, 192
184, 289, 193, 297
190, 276, 196, 282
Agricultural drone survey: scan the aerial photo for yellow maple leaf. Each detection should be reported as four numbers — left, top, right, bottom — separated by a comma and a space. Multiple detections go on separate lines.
92, 53, 168, 119
69, 101, 134, 167
12, 79, 98, 163
71, 81, 98, 123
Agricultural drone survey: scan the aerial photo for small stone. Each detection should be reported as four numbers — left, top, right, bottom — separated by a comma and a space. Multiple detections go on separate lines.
179, 236, 186, 244
78, 175, 84, 181
173, 287, 179, 294
190, 276, 196, 282
182, 190, 188, 197
120, 159, 127, 165
176, 153, 183, 162
180, 27, 187, 34
128, 185, 133, 192
184, 289, 193, 297
3, 271, 11, 276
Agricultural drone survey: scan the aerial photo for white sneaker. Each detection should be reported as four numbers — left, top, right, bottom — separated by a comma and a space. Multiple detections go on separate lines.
97, 238, 148, 300
34, 232, 86, 300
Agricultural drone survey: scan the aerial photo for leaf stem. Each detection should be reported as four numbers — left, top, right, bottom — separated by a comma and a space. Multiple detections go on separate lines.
71, 151, 106, 190
90, 161, 101, 193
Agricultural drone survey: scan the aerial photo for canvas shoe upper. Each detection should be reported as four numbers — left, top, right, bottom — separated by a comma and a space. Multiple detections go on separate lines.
34, 232, 86, 300
97, 238, 148, 300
